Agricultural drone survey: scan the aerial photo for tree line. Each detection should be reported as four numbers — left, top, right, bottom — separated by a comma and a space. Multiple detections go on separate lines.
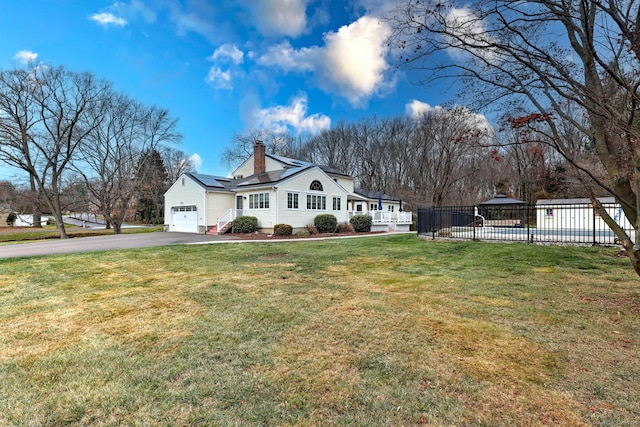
224, 107, 597, 211
0, 64, 193, 237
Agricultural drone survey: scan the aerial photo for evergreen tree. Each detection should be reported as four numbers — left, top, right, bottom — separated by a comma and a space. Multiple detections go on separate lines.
136, 149, 168, 224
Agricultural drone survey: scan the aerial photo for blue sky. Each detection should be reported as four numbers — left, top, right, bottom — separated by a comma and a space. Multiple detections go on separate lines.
0, 0, 455, 179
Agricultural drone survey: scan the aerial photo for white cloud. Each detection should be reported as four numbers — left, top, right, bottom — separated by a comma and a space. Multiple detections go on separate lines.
256, 16, 393, 107
244, 0, 309, 37
205, 67, 233, 90
206, 45, 245, 90
89, 12, 128, 27
252, 94, 330, 135
173, 11, 216, 39
210, 44, 244, 65
14, 50, 38, 64
406, 100, 436, 118
190, 153, 203, 170
123, 0, 157, 23
409, 104, 494, 137
320, 16, 392, 106
256, 41, 316, 72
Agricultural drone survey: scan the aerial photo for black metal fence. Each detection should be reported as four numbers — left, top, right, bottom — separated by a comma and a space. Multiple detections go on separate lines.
417, 203, 633, 246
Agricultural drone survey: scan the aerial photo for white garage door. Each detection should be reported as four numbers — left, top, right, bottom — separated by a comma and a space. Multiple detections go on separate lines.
171, 206, 198, 233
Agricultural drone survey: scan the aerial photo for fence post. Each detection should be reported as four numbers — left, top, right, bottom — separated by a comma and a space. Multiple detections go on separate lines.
473, 205, 476, 241
527, 204, 531, 243
592, 203, 597, 246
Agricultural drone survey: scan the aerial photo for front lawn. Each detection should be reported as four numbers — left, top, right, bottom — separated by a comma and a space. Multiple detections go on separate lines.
0, 234, 637, 425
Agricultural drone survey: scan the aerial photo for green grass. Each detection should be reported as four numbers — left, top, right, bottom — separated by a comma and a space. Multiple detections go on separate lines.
0, 225, 163, 243
0, 235, 638, 426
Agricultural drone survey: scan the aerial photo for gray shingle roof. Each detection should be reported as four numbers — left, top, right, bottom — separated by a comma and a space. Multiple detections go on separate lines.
353, 188, 400, 201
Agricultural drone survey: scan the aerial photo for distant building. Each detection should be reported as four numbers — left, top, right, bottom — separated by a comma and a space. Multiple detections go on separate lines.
536, 197, 632, 230
15, 215, 49, 227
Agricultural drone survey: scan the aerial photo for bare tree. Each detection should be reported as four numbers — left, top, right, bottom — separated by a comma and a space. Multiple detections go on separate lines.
163, 147, 195, 183
388, 0, 640, 275
222, 130, 302, 170
409, 107, 493, 206
0, 180, 16, 210
303, 114, 497, 209
74, 96, 181, 234
0, 65, 110, 238
304, 121, 363, 176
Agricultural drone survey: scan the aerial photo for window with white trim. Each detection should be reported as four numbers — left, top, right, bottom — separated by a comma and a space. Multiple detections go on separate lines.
249, 192, 270, 209
333, 196, 341, 211
310, 180, 323, 191
307, 194, 326, 210
287, 192, 299, 209
545, 208, 554, 216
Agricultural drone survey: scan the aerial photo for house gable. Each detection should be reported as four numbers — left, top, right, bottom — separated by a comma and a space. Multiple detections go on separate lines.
232, 166, 351, 231
231, 153, 302, 178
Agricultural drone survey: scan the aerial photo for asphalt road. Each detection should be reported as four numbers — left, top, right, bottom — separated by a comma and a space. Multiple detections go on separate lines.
0, 231, 242, 259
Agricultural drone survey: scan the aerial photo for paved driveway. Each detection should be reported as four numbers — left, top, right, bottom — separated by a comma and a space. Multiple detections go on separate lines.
0, 232, 241, 259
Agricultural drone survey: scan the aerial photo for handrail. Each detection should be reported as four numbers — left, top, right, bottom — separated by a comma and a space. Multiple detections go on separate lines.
217, 208, 234, 231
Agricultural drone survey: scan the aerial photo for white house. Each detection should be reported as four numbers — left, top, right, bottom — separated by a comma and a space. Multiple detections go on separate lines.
536, 197, 633, 230
164, 142, 412, 234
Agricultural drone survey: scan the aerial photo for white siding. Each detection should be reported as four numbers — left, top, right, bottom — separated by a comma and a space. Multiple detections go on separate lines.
536, 203, 632, 230
276, 168, 349, 230
165, 175, 206, 230
165, 174, 235, 232
231, 155, 288, 178
235, 188, 277, 230
206, 192, 235, 228
332, 176, 354, 193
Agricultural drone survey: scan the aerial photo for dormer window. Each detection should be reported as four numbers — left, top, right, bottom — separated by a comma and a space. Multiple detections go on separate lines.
310, 180, 323, 191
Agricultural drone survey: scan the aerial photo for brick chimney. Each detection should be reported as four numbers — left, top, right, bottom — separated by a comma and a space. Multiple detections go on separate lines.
254, 140, 266, 175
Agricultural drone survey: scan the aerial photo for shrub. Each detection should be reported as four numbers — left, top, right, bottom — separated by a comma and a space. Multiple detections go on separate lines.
350, 214, 372, 232
232, 216, 258, 233
314, 214, 337, 233
305, 224, 318, 235
273, 223, 293, 236
295, 229, 311, 236
6, 212, 17, 227
336, 222, 355, 233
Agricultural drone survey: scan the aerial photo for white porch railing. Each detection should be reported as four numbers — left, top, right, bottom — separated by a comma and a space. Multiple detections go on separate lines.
348, 211, 412, 224
217, 208, 236, 232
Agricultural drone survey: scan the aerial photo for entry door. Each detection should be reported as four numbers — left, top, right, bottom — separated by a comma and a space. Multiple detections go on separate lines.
236, 195, 244, 217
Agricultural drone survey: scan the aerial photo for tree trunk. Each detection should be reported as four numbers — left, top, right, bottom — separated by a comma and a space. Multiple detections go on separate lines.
592, 199, 640, 276
29, 177, 42, 229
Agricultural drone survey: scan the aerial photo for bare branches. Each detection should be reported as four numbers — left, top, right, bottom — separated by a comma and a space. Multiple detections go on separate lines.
0, 63, 183, 236
388, 0, 640, 275
0, 65, 111, 237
